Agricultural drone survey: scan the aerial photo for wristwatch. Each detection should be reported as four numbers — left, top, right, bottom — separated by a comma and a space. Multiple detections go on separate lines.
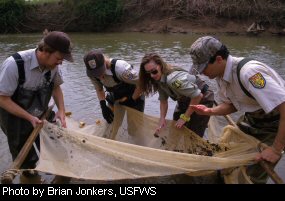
180, 114, 191, 122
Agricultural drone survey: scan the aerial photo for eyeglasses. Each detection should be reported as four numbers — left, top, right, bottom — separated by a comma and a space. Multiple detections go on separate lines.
146, 69, 158, 75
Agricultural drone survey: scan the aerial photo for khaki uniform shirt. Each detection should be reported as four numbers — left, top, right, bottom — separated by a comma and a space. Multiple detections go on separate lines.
216, 55, 285, 113
90, 59, 138, 90
158, 71, 201, 101
0, 49, 63, 96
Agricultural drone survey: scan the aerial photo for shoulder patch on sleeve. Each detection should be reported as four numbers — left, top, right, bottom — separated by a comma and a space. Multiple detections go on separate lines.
249, 72, 266, 88
122, 69, 135, 80
171, 80, 183, 89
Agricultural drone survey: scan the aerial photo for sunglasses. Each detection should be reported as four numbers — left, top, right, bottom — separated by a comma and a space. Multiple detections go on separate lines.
146, 69, 158, 75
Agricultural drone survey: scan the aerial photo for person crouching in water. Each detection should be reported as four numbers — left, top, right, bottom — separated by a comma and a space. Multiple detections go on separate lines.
139, 53, 214, 137
84, 50, 145, 126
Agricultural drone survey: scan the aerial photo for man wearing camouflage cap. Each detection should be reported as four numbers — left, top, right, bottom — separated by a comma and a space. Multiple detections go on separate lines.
189, 36, 285, 184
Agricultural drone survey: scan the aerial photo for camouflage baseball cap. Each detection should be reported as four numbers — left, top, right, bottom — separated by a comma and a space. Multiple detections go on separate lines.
189, 36, 222, 74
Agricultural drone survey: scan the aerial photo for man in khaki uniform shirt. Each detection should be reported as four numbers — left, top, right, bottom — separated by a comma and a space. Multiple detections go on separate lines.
189, 36, 285, 183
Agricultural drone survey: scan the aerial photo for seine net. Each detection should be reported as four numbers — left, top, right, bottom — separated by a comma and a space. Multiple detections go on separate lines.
35, 105, 259, 183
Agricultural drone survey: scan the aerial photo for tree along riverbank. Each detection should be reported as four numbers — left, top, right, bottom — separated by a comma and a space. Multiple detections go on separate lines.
1, 0, 285, 36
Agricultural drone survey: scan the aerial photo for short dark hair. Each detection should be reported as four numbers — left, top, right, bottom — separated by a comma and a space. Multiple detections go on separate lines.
38, 39, 57, 53
208, 45, 229, 64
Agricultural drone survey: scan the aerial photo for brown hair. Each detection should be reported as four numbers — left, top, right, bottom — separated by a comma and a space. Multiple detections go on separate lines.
37, 39, 57, 54
139, 53, 173, 96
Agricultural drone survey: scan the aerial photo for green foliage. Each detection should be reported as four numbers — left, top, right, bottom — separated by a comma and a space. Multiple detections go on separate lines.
24, 0, 59, 4
0, 0, 25, 33
77, 0, 123, 31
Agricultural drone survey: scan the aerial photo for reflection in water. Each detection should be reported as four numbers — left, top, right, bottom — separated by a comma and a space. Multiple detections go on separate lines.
1, 33, 285, 182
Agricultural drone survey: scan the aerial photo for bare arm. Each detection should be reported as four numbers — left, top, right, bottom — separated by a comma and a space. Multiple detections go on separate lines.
190, 102, 237, 116
257, 102, 285, 163
52, 86, 66, 127
176, 93, 203, 128
160, 99, 168, 120
156, 99, 168, 133
185, 93, 203, 117
90, 78, 105, 101
274, 102, 285, 152
95, 88, 106, 101
0, 95, 41, 127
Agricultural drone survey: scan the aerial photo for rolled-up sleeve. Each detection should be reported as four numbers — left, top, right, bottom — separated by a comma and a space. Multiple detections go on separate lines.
0, 57, 19, 96
52, 68, 64, 88
168, 72, 201, 98
158, 88, 169, 101
115, 60, 138, 85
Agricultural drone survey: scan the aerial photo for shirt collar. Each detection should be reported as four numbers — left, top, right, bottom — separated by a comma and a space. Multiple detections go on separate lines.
30, 49, 41, 70
106, 58, 114, 76
160, 74, 167, 83
105, 69, 113, 76
222, 55, 233, 83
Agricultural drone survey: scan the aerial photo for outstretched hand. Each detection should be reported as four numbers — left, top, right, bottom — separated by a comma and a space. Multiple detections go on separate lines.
189, 104, 212, 115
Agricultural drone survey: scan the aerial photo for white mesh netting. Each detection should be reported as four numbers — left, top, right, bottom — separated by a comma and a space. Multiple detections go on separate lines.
35, 105, 260, 183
